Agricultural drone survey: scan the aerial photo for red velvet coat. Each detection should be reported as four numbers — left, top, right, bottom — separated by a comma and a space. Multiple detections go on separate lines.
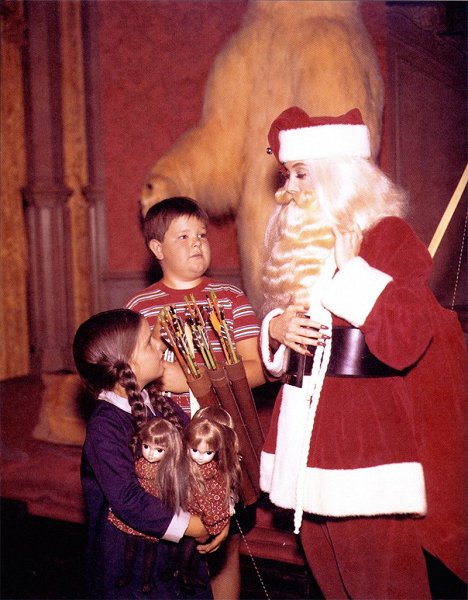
260, 217, 467, 581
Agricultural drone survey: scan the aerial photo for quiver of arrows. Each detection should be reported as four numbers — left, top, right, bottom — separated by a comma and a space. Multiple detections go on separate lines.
158, 293, 265, 507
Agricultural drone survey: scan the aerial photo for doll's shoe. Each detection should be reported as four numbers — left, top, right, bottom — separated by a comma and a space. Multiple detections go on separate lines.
141, 582, 153, 594
159, 567, 177, 581
115, 575, 131, 588
178, 572, 195, 596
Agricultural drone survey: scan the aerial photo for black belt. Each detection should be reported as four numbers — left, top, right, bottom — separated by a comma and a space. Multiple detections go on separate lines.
282, 327, 405, 387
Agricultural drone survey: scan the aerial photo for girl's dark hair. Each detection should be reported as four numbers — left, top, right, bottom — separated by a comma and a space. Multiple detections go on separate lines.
137, 418, 186, 512
73, 308, 183, 438
143, 196, 209, 245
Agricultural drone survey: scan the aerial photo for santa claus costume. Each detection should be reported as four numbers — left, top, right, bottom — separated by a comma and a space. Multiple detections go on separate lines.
260, 107, 467, 598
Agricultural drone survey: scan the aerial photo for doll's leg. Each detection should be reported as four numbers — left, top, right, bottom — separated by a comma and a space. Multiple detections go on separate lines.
159, 541, 178, 581
116, 534, 138, 588
178, 536, 209, 594
141, 540, 158, 594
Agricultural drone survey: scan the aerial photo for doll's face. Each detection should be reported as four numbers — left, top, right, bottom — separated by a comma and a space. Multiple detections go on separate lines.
142, 441, 167, 463
189, 441, 216, 466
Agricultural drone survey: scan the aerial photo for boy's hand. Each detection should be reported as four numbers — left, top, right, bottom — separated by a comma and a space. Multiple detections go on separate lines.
161, 360, 190, 393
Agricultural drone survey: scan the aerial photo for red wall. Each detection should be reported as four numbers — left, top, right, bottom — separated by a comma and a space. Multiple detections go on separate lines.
98, 1, 387, 275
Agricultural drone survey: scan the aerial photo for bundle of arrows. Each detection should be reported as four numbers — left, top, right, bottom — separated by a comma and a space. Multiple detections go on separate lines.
158, 291, 238, 377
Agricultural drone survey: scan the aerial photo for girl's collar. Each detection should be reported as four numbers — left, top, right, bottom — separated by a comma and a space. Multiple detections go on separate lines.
99, 389, 153, 415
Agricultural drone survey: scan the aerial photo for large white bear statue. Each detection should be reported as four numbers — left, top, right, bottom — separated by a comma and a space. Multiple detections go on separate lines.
140, 0, 383, 310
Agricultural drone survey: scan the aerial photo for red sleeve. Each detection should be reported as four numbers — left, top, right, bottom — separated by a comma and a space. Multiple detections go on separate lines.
359, 217, 434, 370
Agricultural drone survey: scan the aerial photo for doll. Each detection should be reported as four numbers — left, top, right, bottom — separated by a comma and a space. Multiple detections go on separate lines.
177, 411, 242, 594
108, 417, 185, 594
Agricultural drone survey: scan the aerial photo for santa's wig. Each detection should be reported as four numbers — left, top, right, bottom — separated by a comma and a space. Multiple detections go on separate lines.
261, 157, 407, 315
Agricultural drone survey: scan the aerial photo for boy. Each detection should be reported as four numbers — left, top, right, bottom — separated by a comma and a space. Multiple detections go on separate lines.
125, 196, 265, 599
126, 196, 265, 410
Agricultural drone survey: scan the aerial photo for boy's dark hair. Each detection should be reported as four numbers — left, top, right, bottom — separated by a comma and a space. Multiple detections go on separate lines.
143, 197, 209, 246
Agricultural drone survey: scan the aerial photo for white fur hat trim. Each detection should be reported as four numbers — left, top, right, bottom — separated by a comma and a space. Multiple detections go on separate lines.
279, 123, 371, 162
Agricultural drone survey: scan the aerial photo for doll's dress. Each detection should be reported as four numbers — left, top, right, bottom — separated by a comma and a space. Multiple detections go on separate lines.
108, 458, 160, 542
187, 461, 231, 535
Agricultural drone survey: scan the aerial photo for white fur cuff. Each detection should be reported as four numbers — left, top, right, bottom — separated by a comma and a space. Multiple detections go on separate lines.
322, 257, 392, 327
260, 308, 288, 377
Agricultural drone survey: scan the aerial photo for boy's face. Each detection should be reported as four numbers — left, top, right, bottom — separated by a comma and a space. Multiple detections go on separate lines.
149, 215, 211, 287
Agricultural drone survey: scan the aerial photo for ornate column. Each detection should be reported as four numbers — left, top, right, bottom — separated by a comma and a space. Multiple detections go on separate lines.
22, 0, 75, 371
81, 0, 107, 314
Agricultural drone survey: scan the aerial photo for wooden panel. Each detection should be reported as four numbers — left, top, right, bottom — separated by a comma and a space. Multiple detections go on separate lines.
387, 8, 467, 308
0, 1, 30, 379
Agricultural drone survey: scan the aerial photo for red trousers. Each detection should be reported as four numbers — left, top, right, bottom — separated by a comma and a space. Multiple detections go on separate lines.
300, 515, 431, 599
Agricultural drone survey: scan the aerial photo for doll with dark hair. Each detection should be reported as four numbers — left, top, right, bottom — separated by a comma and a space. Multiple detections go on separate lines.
73, 308, 226, 598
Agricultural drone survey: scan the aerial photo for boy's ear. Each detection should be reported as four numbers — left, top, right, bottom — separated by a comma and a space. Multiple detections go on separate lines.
148, 239, 164, 260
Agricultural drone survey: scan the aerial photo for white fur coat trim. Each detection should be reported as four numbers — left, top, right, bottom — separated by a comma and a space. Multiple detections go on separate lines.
260, 308, 288, 377
260, 387, 427, 518
322, 256, 392, 327
261, 450, 427, 518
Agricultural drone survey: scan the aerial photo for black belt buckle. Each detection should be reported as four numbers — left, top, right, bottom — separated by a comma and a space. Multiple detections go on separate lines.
283, 327, 404, 382
282, 348, 315, 387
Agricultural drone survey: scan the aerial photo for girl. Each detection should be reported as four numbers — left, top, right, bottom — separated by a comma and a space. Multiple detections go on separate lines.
109, 417, 185, 594
178, 413, 242, 594
73, 308, 226, 599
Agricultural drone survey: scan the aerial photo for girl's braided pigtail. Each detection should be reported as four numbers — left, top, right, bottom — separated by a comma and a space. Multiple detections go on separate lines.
146, 382, 184, 432
115, 360, 146, 455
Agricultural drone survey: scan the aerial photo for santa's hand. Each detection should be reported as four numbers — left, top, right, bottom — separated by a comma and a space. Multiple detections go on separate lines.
333, 225, 362, 269
196, 523, 230, 554
269, 304, 325, 355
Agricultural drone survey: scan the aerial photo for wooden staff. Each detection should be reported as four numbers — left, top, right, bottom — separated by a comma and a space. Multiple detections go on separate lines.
428, 163, 468, 258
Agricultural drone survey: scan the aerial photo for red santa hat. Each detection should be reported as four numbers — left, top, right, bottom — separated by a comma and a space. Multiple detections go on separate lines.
267, 107, 371, 163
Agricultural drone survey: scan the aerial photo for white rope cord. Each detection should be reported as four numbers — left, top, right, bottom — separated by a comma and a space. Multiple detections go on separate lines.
450, 198, 468, 311
293, 311, 333, 534
235, 516, 271, 600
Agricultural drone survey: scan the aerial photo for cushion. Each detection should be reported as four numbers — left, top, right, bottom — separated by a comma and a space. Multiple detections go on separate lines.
32, 373, 89, 446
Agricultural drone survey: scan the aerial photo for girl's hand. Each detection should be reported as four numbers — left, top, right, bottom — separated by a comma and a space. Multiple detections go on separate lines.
269, 304, 325, 355
333, 225, 362, 270
196, 522, 230, 554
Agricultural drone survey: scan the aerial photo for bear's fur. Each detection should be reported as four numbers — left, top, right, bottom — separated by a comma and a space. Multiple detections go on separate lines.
140, 0, 383, 310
